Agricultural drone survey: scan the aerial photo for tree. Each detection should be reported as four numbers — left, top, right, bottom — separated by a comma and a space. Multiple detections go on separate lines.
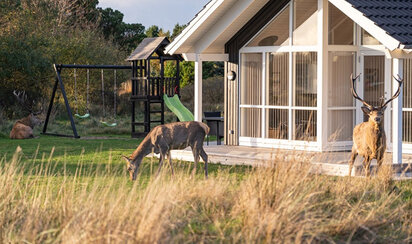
0, 0, 128, 118
171, 23, 186, 41
98, 7, 146, 52
145, 25, 160, 38
98, 7, 124, 41
180, 61, 195, 88
158, 28, 170, 39
120, 23, 146, 52
203, 62, 224, 79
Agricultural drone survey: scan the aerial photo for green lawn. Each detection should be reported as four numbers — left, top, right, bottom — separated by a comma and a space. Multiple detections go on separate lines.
0, 134, 241, 181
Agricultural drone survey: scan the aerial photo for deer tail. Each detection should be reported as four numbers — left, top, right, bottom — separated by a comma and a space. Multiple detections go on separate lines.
199, 122, 210, 135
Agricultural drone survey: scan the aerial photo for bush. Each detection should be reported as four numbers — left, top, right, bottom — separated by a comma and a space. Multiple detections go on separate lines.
0, 0, 128, 119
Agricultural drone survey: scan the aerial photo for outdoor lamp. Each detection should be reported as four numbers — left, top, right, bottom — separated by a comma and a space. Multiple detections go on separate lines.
228, 71, 236, 81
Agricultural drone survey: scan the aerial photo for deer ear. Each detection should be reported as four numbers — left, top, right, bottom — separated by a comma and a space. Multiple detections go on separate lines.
361, 106, 371, 115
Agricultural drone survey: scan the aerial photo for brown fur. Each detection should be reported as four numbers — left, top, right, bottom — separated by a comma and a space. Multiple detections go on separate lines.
122, 121, 210, 180
349, 108, 386, 177
10, 114, 42, 139
348, 74, 402, 177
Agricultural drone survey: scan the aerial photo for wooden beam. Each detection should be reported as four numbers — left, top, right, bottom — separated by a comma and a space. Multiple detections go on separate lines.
389, 49, 412, 59
182, 53, 228, 61
194, 55, 203, 122
317, 0, 329, 151
392, 58, 403, 164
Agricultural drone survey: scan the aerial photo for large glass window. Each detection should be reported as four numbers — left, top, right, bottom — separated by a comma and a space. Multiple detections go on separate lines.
293, 52, 317, 141
247, 6, 290, 47
240, 53, 262, 138
240, 53, 262, 105
266, 53, 289, 139
267, 53, 289, 106
293, 0, 317, 45
294, 110, 317, 141
328, 52, 355, 141
266, 109, 288, 139
328, 3, 354, 45
293, 52, 317, 107
241, 108, 262, 138
364, 56, 385, 107
240, 1, 319, 144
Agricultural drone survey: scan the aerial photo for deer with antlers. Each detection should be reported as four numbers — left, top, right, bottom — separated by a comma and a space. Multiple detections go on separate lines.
9, 91, 43, 139
348, 74, 403, 177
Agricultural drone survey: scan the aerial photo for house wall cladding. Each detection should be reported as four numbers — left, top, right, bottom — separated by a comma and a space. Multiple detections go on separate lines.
224, 62, 239, 145
223, 0, 289, 145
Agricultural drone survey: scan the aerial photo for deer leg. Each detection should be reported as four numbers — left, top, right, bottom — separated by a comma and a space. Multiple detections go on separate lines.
199, 147, 208, 179
167, 151, 174, 176
191, 148, 199, 177
375, 152, 384, 175
363, 156, 372, 177
157, 152, 166, 176
349, 151, 358, 177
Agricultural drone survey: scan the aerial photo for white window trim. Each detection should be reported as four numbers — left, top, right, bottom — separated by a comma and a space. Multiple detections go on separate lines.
239, 0, 320, 149
237, 0, 411, 154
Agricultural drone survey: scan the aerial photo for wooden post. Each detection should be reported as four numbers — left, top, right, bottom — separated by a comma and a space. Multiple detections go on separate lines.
194, 55, 203, 122
54, 65, 79, 138
42, 77, 59, 134
392, 58, 403, 164
317, 0, 328, 151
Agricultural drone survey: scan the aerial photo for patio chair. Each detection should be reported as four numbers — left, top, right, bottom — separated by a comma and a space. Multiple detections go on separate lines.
203, 111, 224, 145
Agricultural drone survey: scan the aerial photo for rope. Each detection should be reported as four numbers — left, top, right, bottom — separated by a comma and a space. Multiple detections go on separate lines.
101, 69, 105, 117
74, 68, 78, 114
86, 69, 90, 113
114, 70, 117, 119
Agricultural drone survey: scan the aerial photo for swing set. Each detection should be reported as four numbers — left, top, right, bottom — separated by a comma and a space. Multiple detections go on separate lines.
42, 37, 187, 139
73, 68, 119, 126
42, 64, 132, 138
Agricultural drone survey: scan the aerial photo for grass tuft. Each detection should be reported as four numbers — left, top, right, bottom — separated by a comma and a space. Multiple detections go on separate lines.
0, 144, 411, 243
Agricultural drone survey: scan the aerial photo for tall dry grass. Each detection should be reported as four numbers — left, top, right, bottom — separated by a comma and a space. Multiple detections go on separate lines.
0, 148, 411, 243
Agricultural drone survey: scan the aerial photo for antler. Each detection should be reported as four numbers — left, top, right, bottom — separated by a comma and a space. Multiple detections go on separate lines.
12, 90, 43, 114
350, 74, 373, 109
380, 75, 403, 108
13, 90, 33, 113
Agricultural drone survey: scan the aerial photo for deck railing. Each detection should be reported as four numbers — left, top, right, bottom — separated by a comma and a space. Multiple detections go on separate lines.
131, 76, 179, 98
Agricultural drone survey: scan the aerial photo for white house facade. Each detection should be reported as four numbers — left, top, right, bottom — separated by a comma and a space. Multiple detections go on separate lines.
165, 0, 412, 164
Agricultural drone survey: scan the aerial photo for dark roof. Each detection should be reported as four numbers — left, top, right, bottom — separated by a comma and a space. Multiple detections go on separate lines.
126, 37, 170, 61
346, 0, 412, 48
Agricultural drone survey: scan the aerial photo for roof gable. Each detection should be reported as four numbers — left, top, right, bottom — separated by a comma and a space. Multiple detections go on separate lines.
165, 0, 272, 55
346, 0, 412, 48
127, 37, 170, 61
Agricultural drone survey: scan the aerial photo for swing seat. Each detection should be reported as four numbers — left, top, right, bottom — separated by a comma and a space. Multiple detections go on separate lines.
100, 121, 117, 127
75, 113, 90, 119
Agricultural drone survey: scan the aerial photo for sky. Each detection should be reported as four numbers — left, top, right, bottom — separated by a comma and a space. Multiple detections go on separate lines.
98, 0, 210, 32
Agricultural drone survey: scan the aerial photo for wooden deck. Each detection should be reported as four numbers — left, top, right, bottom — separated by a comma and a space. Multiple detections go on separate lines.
164, 144, 412, 179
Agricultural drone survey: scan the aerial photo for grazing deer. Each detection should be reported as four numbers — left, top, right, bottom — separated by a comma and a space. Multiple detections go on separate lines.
121, 121, 210, 180
348, 74, 403, 177
10, 91, 43, 139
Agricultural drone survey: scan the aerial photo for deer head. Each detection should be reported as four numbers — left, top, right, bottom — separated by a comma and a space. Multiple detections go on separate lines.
351, 74, 403, 125
121, 156, 139, 181
13, 90, 44, 116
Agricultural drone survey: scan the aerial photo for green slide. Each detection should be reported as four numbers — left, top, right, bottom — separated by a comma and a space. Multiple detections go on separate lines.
163, 94, 194, 122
